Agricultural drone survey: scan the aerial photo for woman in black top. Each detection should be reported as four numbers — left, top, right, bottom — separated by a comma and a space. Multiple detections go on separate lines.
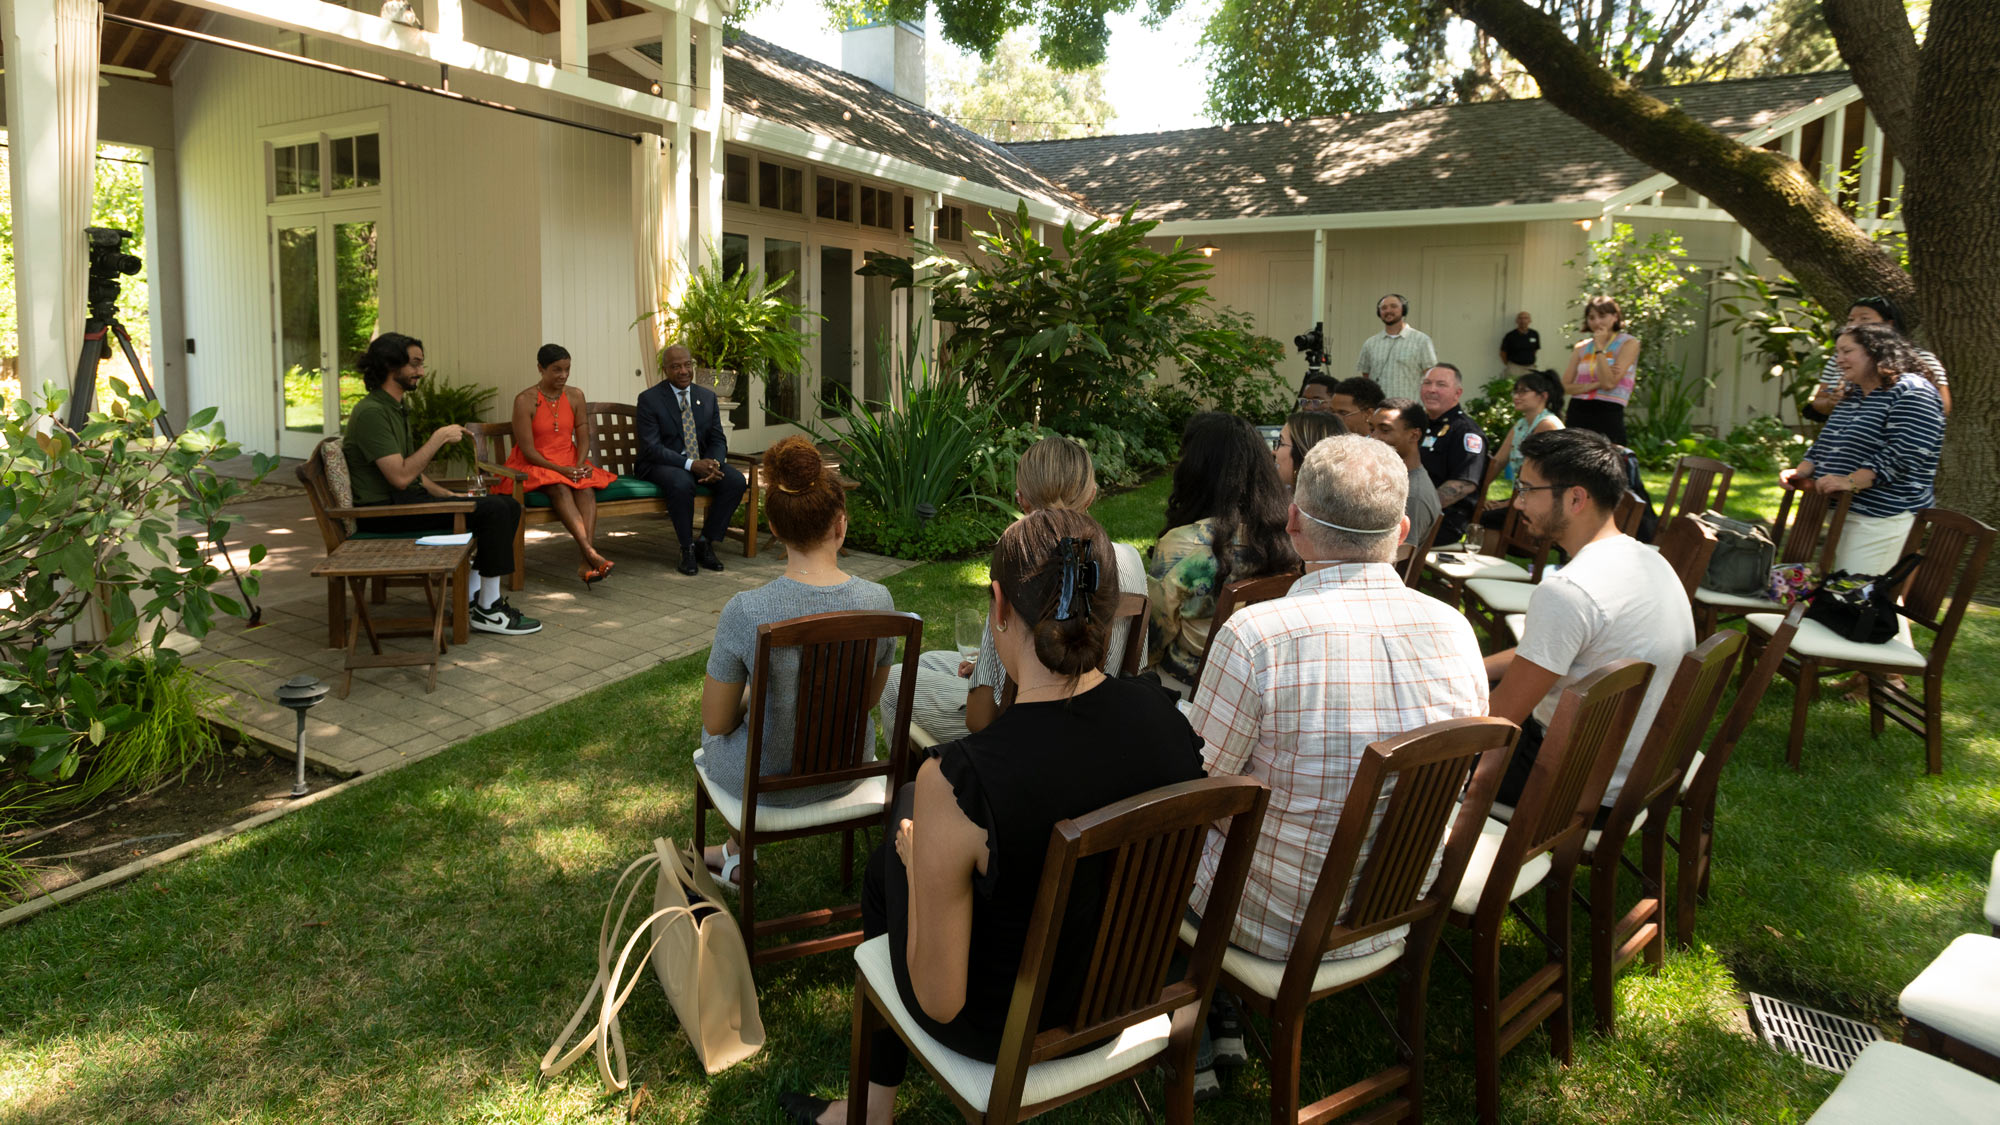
781, 510, 1206, 1125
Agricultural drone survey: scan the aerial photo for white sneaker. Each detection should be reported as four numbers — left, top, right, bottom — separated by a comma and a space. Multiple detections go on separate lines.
469, 598, 541, 635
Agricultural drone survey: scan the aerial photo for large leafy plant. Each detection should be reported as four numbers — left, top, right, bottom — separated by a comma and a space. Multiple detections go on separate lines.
403, 370, 496, 477
1712, 261, 1835, 419
661, 255, 819, 380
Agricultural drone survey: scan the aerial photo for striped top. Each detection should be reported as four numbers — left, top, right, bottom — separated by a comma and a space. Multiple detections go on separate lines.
1805, 374, 1946, 518
1572, 332, 1637, 405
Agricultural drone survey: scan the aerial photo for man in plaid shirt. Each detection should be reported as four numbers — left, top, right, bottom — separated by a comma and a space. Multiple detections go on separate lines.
1186, 435, 1489, 965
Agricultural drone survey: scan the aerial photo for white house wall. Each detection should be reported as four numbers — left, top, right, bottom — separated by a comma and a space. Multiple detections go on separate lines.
537, 122, 642, 387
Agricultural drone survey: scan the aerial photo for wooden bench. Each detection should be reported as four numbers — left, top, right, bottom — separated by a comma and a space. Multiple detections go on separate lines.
467, 401, 761, 590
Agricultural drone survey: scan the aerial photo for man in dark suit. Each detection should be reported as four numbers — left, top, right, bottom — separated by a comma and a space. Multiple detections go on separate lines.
635, 343, 748, 575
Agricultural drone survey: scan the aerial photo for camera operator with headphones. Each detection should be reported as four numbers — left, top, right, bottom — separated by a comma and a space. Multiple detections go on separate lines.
1354, 293, 1437, 402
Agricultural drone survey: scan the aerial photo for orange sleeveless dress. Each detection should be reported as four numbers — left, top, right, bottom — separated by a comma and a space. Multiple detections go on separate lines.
496, 391, 617, 495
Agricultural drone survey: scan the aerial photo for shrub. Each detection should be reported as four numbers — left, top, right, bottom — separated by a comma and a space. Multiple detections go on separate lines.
1713, 262, 1835, 419
1463, 376, 1517, 441
403, 371, 496, 477
844, 496, 1010, 562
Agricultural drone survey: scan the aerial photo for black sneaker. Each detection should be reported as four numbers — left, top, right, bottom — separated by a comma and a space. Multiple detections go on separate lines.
1209, 998, 1248, 1070
469, 598, 542, 635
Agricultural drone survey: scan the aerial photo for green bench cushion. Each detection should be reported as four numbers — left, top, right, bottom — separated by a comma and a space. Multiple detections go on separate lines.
521, 475, 711, 508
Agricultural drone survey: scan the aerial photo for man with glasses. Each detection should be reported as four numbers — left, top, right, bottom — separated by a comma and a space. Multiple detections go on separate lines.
1485, 428, 1693, 810
1296, 371, 1339, 414
1326, 376, 1383, 435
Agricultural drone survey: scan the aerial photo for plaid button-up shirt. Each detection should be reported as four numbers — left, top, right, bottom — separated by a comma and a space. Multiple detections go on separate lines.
1187, 562, 1489, 962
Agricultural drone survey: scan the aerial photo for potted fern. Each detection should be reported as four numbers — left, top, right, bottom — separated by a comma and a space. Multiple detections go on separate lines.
659, 257, 819, 403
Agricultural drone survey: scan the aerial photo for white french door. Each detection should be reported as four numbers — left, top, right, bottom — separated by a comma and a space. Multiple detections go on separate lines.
272, 207, 384, 459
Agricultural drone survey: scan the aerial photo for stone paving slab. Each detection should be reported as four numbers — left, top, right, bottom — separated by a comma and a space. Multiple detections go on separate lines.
186, 496, 910, 775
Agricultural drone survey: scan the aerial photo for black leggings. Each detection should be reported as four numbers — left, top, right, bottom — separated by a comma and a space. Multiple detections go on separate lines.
1565, 399, 1628, 446
354, 485, 521, 580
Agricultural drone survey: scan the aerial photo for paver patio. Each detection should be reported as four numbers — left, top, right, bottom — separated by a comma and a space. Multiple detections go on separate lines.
184, 485, 910, 775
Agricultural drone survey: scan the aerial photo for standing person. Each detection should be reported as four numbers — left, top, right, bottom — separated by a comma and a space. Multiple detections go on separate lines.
1782, 322, 1947, 575
1273, 410, 1344, 491
343, 332, 539, 636
1562, 296, 1640, 444
1417, 364, 1490, 546
1806, 296, 1951, 419
1147, 412, 1301, 697
635, 344, 750, 576
495, 344, 620, 586
1369, 398, 1444, 549
1355, 293, 1438, 401
1500, 311, 1541, 376
1296, 371, 1339, 413
1327, 376, 1385, 435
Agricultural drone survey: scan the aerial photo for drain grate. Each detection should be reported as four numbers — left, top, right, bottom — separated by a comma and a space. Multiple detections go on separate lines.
1746, 992, 1883, 1073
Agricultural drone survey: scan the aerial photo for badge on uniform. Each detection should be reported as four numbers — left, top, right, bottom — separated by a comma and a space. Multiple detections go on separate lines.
1463, 433, 1484, 454
1422, 436, 1436, 449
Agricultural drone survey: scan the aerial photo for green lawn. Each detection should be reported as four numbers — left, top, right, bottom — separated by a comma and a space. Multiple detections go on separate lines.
1, 472, 1993, 1123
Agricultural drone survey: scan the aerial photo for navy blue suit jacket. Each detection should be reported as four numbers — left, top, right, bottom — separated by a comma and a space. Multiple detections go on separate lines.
636, 380, 729, 473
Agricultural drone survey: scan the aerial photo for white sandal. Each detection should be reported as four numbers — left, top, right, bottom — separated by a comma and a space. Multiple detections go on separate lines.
707, 843, 753, 894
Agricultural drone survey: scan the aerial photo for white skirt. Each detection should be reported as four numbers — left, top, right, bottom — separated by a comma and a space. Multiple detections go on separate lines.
1833, 510, 1918, 575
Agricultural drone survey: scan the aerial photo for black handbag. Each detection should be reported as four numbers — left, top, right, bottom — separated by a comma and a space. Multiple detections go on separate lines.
1804, 552, 1925, 644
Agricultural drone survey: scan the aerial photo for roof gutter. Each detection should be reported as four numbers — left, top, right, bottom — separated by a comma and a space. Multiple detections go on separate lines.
1153, 200, 1601, 237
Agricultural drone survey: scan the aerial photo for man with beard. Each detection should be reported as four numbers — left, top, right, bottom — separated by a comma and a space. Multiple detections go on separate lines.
1484, 428, 1692, 812
1354, 293, 1437, 400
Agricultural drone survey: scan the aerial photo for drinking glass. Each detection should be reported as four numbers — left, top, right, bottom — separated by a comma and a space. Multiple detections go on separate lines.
954, 607, 985, 660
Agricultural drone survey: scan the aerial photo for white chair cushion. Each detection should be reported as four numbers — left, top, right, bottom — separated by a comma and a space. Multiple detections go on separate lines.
907, 722, 940, 751
1680, 751, 1706, 796
1900, 933, 2000, 1055
1465, 578, 1536, 614
1987, 850, 2000, 930
1806, 1041, 2000, 1124
1694, 586, 1785, 613
1452, 817, 1553, 915
1175, 920, 1405, 1000
692, 750, 889, 834
1429, 551, 1532, 584
1745, 612, 1926, 670
1504, 614, 1527, 643
1582, 807, 1648, 856
854, 935, 1171, 1114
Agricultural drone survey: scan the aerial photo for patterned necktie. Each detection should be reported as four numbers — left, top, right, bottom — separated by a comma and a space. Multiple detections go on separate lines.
678, 388, 698, 460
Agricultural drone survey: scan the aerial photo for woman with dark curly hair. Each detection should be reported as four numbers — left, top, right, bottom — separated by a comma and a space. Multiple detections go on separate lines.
1807, 295, 1950, 419
1782, 321, 1947, 575
1146, 412, 1300, 696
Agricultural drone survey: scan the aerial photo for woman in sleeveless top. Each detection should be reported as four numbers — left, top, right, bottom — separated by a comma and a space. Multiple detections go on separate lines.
1478, 369, 1566, 530
779, 509, 1205, 1125
496, 344, 618, 584
1561, 295, 1640, 445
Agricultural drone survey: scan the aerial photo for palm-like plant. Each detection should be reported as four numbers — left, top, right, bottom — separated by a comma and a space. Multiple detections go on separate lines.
660, 257, 819, 393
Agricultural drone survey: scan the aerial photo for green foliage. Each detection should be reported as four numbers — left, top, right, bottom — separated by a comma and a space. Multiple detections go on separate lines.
1567, 222, 1702, 352
1197, 0, 1396, 120
1174, 306, 1293, 421
660, 254, 819, 381
21, 650, 232, 812
1713, 260, 1836, 419
1625, 359, 1715, 467
402, 372, 496, 477
843, 495, 1010, 562
1463, 375, 1518, 443
929, 29, 1115, 141
0, 383, 265, 789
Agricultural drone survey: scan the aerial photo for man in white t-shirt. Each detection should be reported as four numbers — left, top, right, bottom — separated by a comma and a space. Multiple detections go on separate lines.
1485, 428, 1696, 812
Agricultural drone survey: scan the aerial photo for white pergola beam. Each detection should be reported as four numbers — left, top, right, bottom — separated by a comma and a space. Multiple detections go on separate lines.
589, 12, 666, 53
558, 0, 587, 74
417, 0, 462, 41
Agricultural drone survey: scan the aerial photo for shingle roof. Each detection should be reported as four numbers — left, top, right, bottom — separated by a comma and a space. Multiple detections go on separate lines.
697, 32, 1089, 211
1004, 72, 1856, 222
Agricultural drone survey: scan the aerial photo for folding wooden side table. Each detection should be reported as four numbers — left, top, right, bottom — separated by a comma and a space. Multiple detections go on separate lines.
310, 538, 474, 698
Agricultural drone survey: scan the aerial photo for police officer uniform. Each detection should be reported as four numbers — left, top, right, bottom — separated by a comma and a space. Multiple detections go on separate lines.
1420, 405, 1490, 546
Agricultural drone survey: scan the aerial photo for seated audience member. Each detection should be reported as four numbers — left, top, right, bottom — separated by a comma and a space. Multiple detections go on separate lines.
1368, 397, 1443, 548
344, 332, 539, 636
1147, 412, 1301, 697
1478, 369, 1566, 530
880, 436, 1147, 743
1418, 363, 1491, 546
496, 343, 620, 585
1274, 410, 1344, 492
1328, 375, 1386, 435
1186, 435, 1486, 1079
779, 510, 1205, 1125
1486, 428, 1696, 811
699, 436, 895, 884
1297, 371, 1339, 413
635, 343, 750, 576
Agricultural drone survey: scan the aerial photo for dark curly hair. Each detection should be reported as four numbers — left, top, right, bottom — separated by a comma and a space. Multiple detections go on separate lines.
1836, 321, 1928, 386
357, 333, 423, 391
1161, 412, 1299, 587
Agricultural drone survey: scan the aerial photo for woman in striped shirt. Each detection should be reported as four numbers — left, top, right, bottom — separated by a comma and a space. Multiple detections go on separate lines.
1782, 322, 1947, 575
1807, 295, 1950, 419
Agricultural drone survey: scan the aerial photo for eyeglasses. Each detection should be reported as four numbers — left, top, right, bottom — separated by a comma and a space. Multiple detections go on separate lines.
1511, 482, 1561, 497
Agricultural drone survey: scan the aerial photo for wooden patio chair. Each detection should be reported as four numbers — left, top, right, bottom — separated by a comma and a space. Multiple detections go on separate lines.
1658, 455, 1734, 523
1182, 716, 1520, 1124
1192, 572, 1300, 688
1442, 659, 1652, 1125
296, 436, 471, 650
1655, 514, 1721, 600
1744, 508, 1995, 774
1695, 485, 1853, 638
692, 610, 922, 966
1900, 933, 2000, 1081
1669, 603, 1802, 949
1397, 506, 1445, 588
1426, 501, 1553, 611
847, 775, 1271, 1123
1573, 631, 1744, 1034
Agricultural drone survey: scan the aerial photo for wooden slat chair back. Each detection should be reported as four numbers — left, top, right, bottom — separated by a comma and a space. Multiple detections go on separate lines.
1448, 659, 1652, 1125
297, 437, 470, 649
1469, 447, 1510, 519
848, 775, 1271, 1123
1109, 591, 1148, 678
1192, 571, 1301, 688
1578, 631, 1744, 1033
1399, 506, 1446, 588
1613, 489, 1647, 537
692, 610, 923, 967
1656, 514, 1722, 600
1204, 717, 1518, 1125
1660, 455, 1734, 522
1693, 487, 1853, 637
1673, 605, 1801, 948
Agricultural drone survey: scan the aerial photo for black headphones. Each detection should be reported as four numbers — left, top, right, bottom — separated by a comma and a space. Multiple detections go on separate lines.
1378, 293, 1411, 319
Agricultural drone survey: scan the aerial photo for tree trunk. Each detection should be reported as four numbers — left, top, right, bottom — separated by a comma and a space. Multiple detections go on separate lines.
1821, 0, 1919, 157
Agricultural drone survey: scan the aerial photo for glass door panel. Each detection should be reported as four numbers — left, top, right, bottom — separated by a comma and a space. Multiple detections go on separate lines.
721, 233, 750, 428
275, 210, 381, 459
331, 217, 378, 429
818, 245, 855, 417
762, 237, 804, 425
862, 263, 893, 407
276, 224, 324, 453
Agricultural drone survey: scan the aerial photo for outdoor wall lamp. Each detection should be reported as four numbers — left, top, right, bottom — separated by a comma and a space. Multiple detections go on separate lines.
1196, 242, 1221, 258
275, 674, 330, 798
1575, 218, 1595, 231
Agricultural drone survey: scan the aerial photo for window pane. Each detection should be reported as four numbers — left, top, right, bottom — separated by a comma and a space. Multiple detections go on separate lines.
332, 136, 356, 190
816, 175, 836, 219
333, 221, 378, 425
904, 196, 914, 233
835, 179, 853, 223
278, 225, 324, 433
864, 261, 892, 406
763, 238, 804, 426
758, 161, 780, 209
356, 133, 380, 185
724, 153, 751, 205
819, 245, 853, 418
782, 167, 803, 212
275, 145, 297, 196
721, 231, 749, 281
859, 187, 876, 228
298, 142, 320, 195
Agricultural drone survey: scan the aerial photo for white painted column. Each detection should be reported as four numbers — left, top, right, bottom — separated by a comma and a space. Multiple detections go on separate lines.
558, 0, 587, 75
1859, 111, 1884, 223
417, 0, 461, 41
2, 0, 98, 400
1819, 103, 1847, 197
632, 133, 669, 384
668, 6, 693, 294
1311, 229, 1327, 335
693, 18, 723, 273
914, 191, 940, 380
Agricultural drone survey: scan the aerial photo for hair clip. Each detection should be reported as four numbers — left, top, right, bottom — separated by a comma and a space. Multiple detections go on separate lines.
1053, 536, 1099, 621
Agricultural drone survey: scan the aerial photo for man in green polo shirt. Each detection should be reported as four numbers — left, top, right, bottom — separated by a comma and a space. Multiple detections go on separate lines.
345, 332, 539, 635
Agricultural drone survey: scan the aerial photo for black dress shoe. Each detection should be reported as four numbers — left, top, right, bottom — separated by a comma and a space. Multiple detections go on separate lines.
694, 539, 725, 571
677, 545, 700, 576
777, 1091, 833, 1124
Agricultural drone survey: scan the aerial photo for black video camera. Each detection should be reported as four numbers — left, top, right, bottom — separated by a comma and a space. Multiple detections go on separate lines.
85, 227, 142, 319
1293, 321, 1329, 369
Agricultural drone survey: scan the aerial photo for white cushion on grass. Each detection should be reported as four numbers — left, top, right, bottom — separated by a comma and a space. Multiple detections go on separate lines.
907, 722, 940, 751
1582, 807, 1648, 856
1987, 851, 2000, 930
1745, 612, 1925, 670
1899, 933, 2000, 1055
1452, 817, 1553, 915
1805, 1041, 2000, 1124
854, 935, 1170, 1113
1429, 551, 1531, 584
1176, 920, 1405, 1000
692, 750, 888, 834
1695, 586, 1785, 613
1504, 614, 1527, 643
1465, 578, 1536, 614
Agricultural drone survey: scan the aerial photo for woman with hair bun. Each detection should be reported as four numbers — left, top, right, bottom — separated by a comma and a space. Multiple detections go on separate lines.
698, 435, 897, 885
880, 435, 1148, 742
495, 343, 620, 585
778, 509, 1204, 1125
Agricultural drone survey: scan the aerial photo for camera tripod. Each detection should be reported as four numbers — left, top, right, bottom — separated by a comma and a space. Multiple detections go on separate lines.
65, 312, 173, 437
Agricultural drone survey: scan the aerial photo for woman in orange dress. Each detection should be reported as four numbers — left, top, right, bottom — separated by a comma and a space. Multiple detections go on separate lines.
498, 344, 619, 584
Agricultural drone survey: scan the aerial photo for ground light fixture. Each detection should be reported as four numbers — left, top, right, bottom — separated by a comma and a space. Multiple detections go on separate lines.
275, 675, 330, 798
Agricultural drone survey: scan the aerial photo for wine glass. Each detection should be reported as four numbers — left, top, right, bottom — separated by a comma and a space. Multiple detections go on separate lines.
954, 607, 985, 661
